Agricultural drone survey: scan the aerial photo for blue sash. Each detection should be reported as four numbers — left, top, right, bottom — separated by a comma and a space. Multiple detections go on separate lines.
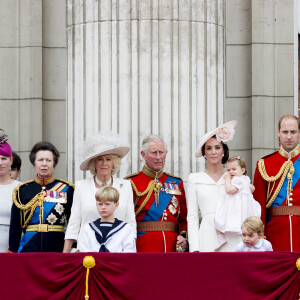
18, 184, 70, 252
138, 176, 181, 237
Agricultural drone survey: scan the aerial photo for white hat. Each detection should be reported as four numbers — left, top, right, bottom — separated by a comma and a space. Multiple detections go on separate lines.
195, 120, 237, 157
80, 131, 130, 171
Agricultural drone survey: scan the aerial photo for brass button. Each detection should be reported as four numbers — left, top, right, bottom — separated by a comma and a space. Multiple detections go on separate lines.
289, 197, 293, 201
288, 203, 293, 206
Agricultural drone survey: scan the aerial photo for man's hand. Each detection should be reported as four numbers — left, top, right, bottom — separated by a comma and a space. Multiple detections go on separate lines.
176, 235, 188, 252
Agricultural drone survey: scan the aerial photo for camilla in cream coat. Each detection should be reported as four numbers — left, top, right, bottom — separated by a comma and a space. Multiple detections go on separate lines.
187, 121, 240, 252
63, 131, 136, 252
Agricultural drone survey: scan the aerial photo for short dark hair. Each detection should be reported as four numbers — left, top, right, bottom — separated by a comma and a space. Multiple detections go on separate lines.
278, 114, 300, 130
11, 151, 22, 171
29, 142, 60, 167
201, 135, 229, 164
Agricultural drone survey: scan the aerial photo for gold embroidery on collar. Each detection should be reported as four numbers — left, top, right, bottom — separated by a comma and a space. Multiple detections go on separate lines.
35, 175, 55, 186
279, 145, 300, 159
142, 165, 163, 179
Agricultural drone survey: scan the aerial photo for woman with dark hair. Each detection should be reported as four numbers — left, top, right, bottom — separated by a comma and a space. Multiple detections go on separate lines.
186, 121, 241, 252
0, 130, 21, 252
9, 141, 74, 252
10, 151, 22, 180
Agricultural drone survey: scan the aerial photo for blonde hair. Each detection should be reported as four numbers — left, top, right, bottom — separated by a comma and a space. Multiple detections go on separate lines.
242, 216, 264, 235
88, 154, 121, 176
226, 156, 247, 175
95, 186, 119, 204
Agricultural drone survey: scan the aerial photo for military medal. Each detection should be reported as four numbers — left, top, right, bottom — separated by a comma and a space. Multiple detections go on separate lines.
45, 190, 67, 203
164, 182, 181, 195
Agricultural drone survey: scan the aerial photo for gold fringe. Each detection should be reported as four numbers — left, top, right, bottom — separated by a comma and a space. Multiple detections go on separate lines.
258, 159, 294, 208
129, 179, 157, 216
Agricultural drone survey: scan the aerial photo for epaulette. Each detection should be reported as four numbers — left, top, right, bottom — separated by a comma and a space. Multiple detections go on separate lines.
165, 172, 183, 181
124, 172, 140, 180
259, 151, 278, 160
56, 178, 75, 189
13, 179, 35, 193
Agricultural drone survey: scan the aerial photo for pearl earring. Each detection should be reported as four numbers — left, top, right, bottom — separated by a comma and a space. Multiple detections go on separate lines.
222, 154, 224, 157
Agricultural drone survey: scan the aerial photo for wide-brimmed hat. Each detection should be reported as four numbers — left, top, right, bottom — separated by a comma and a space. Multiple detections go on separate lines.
0, 129, 12, 157
80, 131, 130, 171
195, 120, 237, 157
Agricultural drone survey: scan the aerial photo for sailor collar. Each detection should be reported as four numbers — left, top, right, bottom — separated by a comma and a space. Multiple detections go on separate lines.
279, 145, 300, 160
35, 174, 55, 186
142, 165, 164, 179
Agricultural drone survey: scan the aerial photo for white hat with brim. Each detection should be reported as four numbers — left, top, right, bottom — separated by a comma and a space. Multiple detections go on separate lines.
195, 120, 237, 157
80, 132, 130, 171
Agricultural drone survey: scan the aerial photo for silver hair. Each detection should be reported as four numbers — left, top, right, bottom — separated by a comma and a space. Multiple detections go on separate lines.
88, 154, 122, 176
141, 134, 168, 153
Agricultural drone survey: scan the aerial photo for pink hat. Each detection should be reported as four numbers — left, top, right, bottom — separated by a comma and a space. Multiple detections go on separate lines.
195, 120, 237, 157
0, 129, 12, 157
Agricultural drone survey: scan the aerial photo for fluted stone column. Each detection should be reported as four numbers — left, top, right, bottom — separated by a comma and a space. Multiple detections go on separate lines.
67, 0, 225, 181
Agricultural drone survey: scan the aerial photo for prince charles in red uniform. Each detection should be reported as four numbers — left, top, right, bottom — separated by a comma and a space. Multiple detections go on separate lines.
126, 134, 188, 252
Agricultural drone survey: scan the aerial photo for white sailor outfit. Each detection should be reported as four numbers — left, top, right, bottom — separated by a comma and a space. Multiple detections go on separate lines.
80, 218, 136, 253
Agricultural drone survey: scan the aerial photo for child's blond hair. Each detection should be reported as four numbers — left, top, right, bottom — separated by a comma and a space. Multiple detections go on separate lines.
95, 186, 119, 204
242, 216, 264, 235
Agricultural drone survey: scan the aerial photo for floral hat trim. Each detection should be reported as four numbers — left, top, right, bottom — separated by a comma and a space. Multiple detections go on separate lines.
0, 129, 8, 147
195, 120, 237, 157
215, 122, 236, 144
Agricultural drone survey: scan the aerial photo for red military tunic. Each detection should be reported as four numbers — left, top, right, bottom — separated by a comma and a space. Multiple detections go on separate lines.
253, 145, 300, 251
126, 166, 187, 252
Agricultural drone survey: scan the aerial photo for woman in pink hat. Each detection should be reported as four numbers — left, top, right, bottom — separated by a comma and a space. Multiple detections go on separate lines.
63, 131, 136, 252
186, 121, 241, 252
0, 129, 21, 252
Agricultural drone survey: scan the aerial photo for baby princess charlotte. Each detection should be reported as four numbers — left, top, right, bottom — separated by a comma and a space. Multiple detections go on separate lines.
214, 156, 261, 250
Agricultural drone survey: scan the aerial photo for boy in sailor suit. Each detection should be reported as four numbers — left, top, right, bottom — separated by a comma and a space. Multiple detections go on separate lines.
80, 186, 136, 253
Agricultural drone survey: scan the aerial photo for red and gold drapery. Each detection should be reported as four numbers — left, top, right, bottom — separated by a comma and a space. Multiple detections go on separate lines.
1, 252, 300, 299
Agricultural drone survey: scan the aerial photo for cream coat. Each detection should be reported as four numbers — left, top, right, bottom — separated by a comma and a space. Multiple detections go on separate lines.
65, 177, 136, 250
186, 172, 240, 252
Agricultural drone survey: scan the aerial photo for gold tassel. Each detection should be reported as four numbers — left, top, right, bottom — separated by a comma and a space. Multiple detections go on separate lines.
83, 256, 96, 300
296, 258, 300, 270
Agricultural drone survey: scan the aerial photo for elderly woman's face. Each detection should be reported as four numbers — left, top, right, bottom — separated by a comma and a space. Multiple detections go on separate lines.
204, 137, 224, 165
34, 150, 55, 178
0, 155, 13, 177
94, 155, 114, 177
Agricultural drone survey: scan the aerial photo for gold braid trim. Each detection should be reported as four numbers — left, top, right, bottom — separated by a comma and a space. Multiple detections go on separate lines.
129, 179, 156, 216
12, 181, 46, 229
258, 159, 294, 208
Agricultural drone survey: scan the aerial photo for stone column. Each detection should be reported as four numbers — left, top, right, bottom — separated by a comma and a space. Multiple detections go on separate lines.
0, 0, 42, 180
0, 0, 68, 181
67, 0, 225, 181
225, 0, 295, 176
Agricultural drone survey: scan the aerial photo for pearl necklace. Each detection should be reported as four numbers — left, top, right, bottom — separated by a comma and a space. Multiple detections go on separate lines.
94, 176, 112, 187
